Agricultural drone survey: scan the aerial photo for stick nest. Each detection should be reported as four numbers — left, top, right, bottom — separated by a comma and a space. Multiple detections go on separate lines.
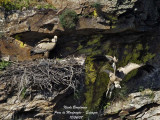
0, 58, 85, 98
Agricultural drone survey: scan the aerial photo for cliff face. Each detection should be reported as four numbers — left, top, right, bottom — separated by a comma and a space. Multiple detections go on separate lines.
0, 0, 160, 119
1, 0, 159, 59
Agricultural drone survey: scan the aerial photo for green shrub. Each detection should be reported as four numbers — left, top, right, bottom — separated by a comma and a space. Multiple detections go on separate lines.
59, 9, 78, 29
0, 0, 15, 11
0, 60, 10, 70
0, 0, 30, 11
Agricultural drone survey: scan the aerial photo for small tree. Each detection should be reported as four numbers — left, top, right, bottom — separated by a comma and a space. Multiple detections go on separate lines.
59, 9, 78, 30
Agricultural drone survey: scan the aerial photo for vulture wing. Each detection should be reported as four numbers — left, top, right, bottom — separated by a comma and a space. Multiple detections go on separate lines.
37, 38, 51, 44
138, 64, 155, 73
31, 42, 56, 54
105, 55, 115, 62
118, 63, 144, 75
31, 44, 48, 53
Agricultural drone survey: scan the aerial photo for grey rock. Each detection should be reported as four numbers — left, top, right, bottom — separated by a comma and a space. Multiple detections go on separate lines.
103, 89, 160, 119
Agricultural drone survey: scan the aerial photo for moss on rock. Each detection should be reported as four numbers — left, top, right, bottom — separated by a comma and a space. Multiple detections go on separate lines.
85, 57, 97, 85
15, 34, 27, 48
76, 34, 155, 111
77, 35, 103, 56
117, 42, 155, 82
83, 56, 109, 110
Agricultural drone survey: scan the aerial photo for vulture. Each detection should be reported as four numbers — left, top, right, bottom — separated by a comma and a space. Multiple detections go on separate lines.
30, 36, 57, 57
104, 62, 154, 98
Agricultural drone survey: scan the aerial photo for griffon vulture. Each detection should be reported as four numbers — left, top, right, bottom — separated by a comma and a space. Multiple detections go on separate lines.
104, 62, 154, 98
30, 35, 57, 57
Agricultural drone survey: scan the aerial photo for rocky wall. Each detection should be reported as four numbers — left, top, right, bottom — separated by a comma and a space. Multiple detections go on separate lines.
0, 0, 160, 119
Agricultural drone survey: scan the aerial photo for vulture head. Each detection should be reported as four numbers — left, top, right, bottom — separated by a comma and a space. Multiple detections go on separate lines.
52, 35, 58, 43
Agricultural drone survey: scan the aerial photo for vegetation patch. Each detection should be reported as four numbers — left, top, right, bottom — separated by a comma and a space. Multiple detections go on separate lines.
85, 57, 97, 85
20, 87, 27, 99
87, 35, 102, 46
0, 0, 55, 11
77, 35, 103, 56
83, 56, 108, 110
59, 9, 78, 30
91, 2, 101, 9
0, 60, 10, 70
107, 14, 118, 22
14, 34, 27, 48
36, 3, 56, 10
117, 43, 155, 82
93, 10, 98, 17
